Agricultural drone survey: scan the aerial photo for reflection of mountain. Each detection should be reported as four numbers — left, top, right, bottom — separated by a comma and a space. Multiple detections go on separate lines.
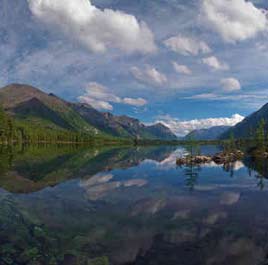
2, 145, 268, 265
0, 145, 176, 193
1, 184, 267, 265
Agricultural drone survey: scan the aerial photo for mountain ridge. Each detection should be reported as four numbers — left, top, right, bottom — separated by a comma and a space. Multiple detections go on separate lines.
0, 84, 177, 141
220, 104, 268, 139
185, 126, 231, 141
71, 102, 177, 140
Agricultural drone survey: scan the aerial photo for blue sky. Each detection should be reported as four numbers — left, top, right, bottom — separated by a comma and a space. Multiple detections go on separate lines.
2, 0, 268, 135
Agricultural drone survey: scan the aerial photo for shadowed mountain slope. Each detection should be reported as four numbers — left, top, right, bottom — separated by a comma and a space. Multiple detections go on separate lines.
185, 126, 231, 141
0, 84, 177, 140
220, 104, 268, 139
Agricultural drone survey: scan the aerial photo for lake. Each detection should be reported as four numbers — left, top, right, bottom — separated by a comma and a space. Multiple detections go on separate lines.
1, 144, 268, 265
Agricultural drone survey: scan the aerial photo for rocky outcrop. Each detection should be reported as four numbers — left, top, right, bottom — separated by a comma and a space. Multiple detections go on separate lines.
212, 150, 244, 164
176, 150, 244, 166
176, 155, 212, 166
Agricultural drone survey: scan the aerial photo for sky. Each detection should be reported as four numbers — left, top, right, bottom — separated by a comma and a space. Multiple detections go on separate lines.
2, 0, 268, 136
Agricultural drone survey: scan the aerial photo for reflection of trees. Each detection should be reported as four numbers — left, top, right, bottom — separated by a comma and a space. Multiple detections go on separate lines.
222, 162, 235, 178
185, 142, 201, 156
257, 175, 265, 190
253, 159, 268, 190
184, 163, 200, 191
0, 145, 176, 193
244, 157, 268, 190
0, 145, 14, 176
183, 144, 200, 191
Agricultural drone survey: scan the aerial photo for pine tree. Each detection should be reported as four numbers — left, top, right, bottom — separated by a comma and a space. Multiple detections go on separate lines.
0, 105, 7, 143
255, 119, 266, 152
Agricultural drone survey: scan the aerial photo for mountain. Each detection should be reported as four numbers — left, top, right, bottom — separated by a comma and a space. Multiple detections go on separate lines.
113, 116, 177, 140
0, 84, 177, 141
0, 84, 99, 135
220, 104, 268, 139
185, 126, 231, 141
71, 103, 177, 140
146, 123, 178, 140
70, 103, 130, 137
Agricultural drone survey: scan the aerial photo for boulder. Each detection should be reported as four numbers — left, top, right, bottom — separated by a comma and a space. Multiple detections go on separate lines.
212, 150, 244, 164
176, 150, 244, 166
176, 157, 187, 166
193, 155, 212, 164
176, 155, 212, 166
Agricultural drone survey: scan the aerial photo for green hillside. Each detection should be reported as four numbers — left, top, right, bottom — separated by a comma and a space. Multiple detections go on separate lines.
0, 83, 177, 144
0, 84, 100, 136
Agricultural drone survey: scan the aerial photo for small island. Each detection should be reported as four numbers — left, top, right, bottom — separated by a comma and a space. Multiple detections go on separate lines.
176, 150, 244, 166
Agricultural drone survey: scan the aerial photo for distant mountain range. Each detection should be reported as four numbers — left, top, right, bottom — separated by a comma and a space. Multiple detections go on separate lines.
184, 126, 231, 141
221, 103, 267, 139
7, 83, 268, 142
71, 103, 177, 140
0, 84, 177, 141
186, 101, 268, 140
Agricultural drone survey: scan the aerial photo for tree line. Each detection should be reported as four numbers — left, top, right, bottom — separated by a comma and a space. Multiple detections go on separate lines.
0, 106, 126, 145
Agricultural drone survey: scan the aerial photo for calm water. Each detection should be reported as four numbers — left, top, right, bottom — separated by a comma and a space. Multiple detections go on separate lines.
1, 145, 268, 265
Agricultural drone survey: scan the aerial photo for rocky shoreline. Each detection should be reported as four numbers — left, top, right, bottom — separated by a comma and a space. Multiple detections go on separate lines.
176, 150, 244, 166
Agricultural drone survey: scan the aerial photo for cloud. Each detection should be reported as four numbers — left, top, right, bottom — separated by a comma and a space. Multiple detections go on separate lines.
220, 192, 240, 205
202, 56, 229, 70
80, 173, 114, 188
78, 82, 147, 110
155, 114, 244, 136
189, 93, 219, 100
172, 62, 192, 75
130, 65, 167, 86
27, 0, 156, 54
221, 78, 241, 92
202, 0, 268, 43
79, 97, 114, 111
186, 91, 268, 109
164, 35, 211, 56
203, 211, 227, 225
122, 97, 147, 107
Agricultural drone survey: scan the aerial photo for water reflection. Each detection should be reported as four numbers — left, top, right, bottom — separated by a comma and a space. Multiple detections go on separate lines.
244, 157, 268, 190
0, 145, 176, 193
1, 145, 268, 264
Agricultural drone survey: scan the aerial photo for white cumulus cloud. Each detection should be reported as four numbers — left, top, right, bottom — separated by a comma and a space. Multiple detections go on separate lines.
172, 62, 192, 75
221, 78, 241, 92
122, 97, 147, 107
202, 0, 268, 43
155, 114, 244, 136
81, 98, 114, 111
202, 56, 229, 70
130, 65, 167, 86
27, 0, 156, 54
164, 35, 211, 56
78, 82, 147, 111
